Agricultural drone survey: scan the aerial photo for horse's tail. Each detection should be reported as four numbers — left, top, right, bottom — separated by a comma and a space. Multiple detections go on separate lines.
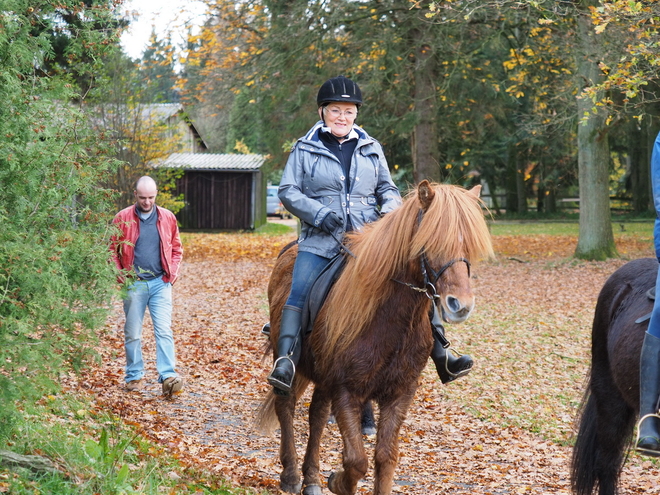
571, 378, 634, 495
570, 386, 601, 495
255, 376, 311, 435
571, 277, 638, 495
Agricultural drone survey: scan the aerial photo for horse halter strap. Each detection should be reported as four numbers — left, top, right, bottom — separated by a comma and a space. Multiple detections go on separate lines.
393, 209, 471, 300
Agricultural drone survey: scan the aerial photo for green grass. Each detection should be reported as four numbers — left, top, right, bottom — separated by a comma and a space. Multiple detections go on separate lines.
1, 393, 264, 495
254, 221, 296, 235
489, 220, 654, 237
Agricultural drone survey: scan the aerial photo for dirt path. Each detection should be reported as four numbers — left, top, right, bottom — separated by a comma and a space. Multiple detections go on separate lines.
81, 234, 660, 494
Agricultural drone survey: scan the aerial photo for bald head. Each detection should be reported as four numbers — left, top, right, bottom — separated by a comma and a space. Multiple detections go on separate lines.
134, 176, 158, 213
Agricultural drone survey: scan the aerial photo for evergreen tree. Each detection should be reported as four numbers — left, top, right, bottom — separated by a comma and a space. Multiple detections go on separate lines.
0, 0, 123, 439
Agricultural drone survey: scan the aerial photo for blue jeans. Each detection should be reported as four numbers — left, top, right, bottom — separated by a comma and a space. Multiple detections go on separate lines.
648, 219, 660, 338
285, 251, 332, 309
123, 276, 177, 383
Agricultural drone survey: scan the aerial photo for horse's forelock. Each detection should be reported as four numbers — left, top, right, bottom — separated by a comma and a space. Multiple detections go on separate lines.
412, 184, 493, 265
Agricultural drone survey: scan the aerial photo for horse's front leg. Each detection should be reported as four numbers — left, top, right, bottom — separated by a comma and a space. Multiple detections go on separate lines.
372, 391, 415, 495
301, 387, 331, 495
274, 392, 302, 493
327, 392, 368, 495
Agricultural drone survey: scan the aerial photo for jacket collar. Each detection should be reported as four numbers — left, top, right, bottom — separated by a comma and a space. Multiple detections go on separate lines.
304, 120, 368, 143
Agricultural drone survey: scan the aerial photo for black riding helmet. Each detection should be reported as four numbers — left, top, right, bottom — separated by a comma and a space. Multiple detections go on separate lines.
316, 75, 363, 108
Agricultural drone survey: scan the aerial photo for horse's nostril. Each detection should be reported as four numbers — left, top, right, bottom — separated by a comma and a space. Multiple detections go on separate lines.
447, 296, 462, 313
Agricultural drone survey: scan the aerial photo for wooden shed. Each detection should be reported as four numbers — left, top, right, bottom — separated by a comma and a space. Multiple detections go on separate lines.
154, 153, 267, 231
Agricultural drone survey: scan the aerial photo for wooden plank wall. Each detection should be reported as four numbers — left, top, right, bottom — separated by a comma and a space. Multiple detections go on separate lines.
175, 171, 254, 230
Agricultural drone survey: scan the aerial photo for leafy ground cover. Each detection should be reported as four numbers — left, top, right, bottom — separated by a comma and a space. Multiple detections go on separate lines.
73, 221, 660, 494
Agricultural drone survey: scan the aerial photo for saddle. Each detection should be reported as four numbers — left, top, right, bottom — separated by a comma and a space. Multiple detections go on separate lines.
301, 252, 348, 334
636, 286, 656, 324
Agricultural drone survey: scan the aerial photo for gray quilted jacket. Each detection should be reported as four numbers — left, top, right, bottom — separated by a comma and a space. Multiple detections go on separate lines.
279, 121, 402, 258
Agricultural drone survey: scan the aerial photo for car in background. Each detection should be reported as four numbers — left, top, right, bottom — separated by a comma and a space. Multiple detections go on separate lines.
267, 185, 290, 218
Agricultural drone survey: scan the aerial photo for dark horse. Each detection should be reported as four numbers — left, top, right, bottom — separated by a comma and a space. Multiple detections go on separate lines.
571, 257, 657, 495
257, 181, 493, 495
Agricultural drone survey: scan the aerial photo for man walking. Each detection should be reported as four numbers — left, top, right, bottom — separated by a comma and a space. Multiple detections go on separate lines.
110, 176, 184, 398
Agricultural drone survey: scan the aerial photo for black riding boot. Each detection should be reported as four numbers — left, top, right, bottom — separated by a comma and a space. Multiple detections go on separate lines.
429, 304, 473, 384
267, 306, 303, 396
636, 332, 660, 456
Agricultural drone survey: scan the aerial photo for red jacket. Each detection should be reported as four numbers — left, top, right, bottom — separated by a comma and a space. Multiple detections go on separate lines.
110, 205, 183, 284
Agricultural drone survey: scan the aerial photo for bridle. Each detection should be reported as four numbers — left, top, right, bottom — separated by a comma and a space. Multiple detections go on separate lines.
394, 254, 471, 300
393, 209, 471, 300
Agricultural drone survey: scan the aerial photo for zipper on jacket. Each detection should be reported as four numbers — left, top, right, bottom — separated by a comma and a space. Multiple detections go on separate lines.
311, 156, 320, 179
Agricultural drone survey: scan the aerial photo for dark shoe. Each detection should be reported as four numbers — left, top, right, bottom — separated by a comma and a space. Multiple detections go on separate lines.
268, 356, 296, 394
429, 304, 473, 384
125, 379, 142, 392
636, 332, 660, 456
267, 307, 302, 396
433, 344, 473, 384
162, 376, 183, 398
637, 414, 660, 456
261, 322, 271, 336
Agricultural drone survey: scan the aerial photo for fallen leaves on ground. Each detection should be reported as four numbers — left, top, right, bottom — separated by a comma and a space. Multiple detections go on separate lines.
72, 230, 660, 494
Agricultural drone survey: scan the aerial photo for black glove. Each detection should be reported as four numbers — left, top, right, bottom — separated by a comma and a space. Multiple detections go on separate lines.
320, 211, 342, 235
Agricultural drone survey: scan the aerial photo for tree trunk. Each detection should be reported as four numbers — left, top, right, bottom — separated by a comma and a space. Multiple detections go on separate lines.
574, 4, 617, 260
628, 119, 650, 214
516, 148, 527, 214
411, 26, 440, 183
638, 92, 660, 214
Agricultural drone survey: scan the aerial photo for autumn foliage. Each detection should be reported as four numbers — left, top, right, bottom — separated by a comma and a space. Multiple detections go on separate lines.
75, 228, 660, 494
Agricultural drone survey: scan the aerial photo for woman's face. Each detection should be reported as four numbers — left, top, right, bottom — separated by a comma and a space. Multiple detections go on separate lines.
319, 102, 358, 138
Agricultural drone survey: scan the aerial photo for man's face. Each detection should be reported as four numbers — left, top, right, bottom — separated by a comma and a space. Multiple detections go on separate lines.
134, 184, 157, 213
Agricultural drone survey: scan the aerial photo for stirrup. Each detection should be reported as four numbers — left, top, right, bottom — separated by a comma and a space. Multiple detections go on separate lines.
635, 413, 660, 457
441, 348, 472, 383
267, 356, 296, 393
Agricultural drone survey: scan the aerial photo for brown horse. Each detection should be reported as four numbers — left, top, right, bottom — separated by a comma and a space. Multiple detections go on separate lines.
571, 257, 657, 495
257, 180, 494, 495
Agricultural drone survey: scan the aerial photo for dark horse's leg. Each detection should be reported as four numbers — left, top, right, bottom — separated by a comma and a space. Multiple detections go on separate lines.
371, 390, 415, 495
361, 400, 377, 436
301, 387, 331, 495
274, 392, 302, 493
329, 401, 377, 436
327, 391, 368, 495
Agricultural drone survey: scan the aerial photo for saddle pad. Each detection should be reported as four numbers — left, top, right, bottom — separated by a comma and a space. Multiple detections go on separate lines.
302, 253, 348, 334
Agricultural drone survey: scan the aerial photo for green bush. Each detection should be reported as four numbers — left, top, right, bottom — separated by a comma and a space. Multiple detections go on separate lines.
0, 1, 123, 441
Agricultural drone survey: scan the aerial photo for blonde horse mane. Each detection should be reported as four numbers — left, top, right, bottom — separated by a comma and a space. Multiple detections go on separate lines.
321, 182, 494, 359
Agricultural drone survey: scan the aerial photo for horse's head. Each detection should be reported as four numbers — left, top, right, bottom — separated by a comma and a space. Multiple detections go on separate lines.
321, 179, 493, 359
416, 180, 491, 324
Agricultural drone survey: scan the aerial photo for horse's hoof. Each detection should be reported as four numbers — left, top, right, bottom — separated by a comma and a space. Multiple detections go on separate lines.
361, 423, 377, 436
303, 484, 323, 495
327, 471, 343, 494
280, 481, 302, 493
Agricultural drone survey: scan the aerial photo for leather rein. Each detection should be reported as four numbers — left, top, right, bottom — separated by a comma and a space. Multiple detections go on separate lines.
392, 209, 471, 300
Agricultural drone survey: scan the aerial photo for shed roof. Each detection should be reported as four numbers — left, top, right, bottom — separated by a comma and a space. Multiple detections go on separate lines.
154, 153, 266, 171
140, 103, 183, 121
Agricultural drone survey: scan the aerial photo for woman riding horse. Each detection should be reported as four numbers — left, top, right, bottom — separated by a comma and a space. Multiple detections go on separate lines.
267, 75, 473, 396
636, 131, 660, 456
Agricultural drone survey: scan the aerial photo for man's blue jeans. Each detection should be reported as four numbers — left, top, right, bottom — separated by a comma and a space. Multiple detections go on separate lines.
123, 276, 177, 383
